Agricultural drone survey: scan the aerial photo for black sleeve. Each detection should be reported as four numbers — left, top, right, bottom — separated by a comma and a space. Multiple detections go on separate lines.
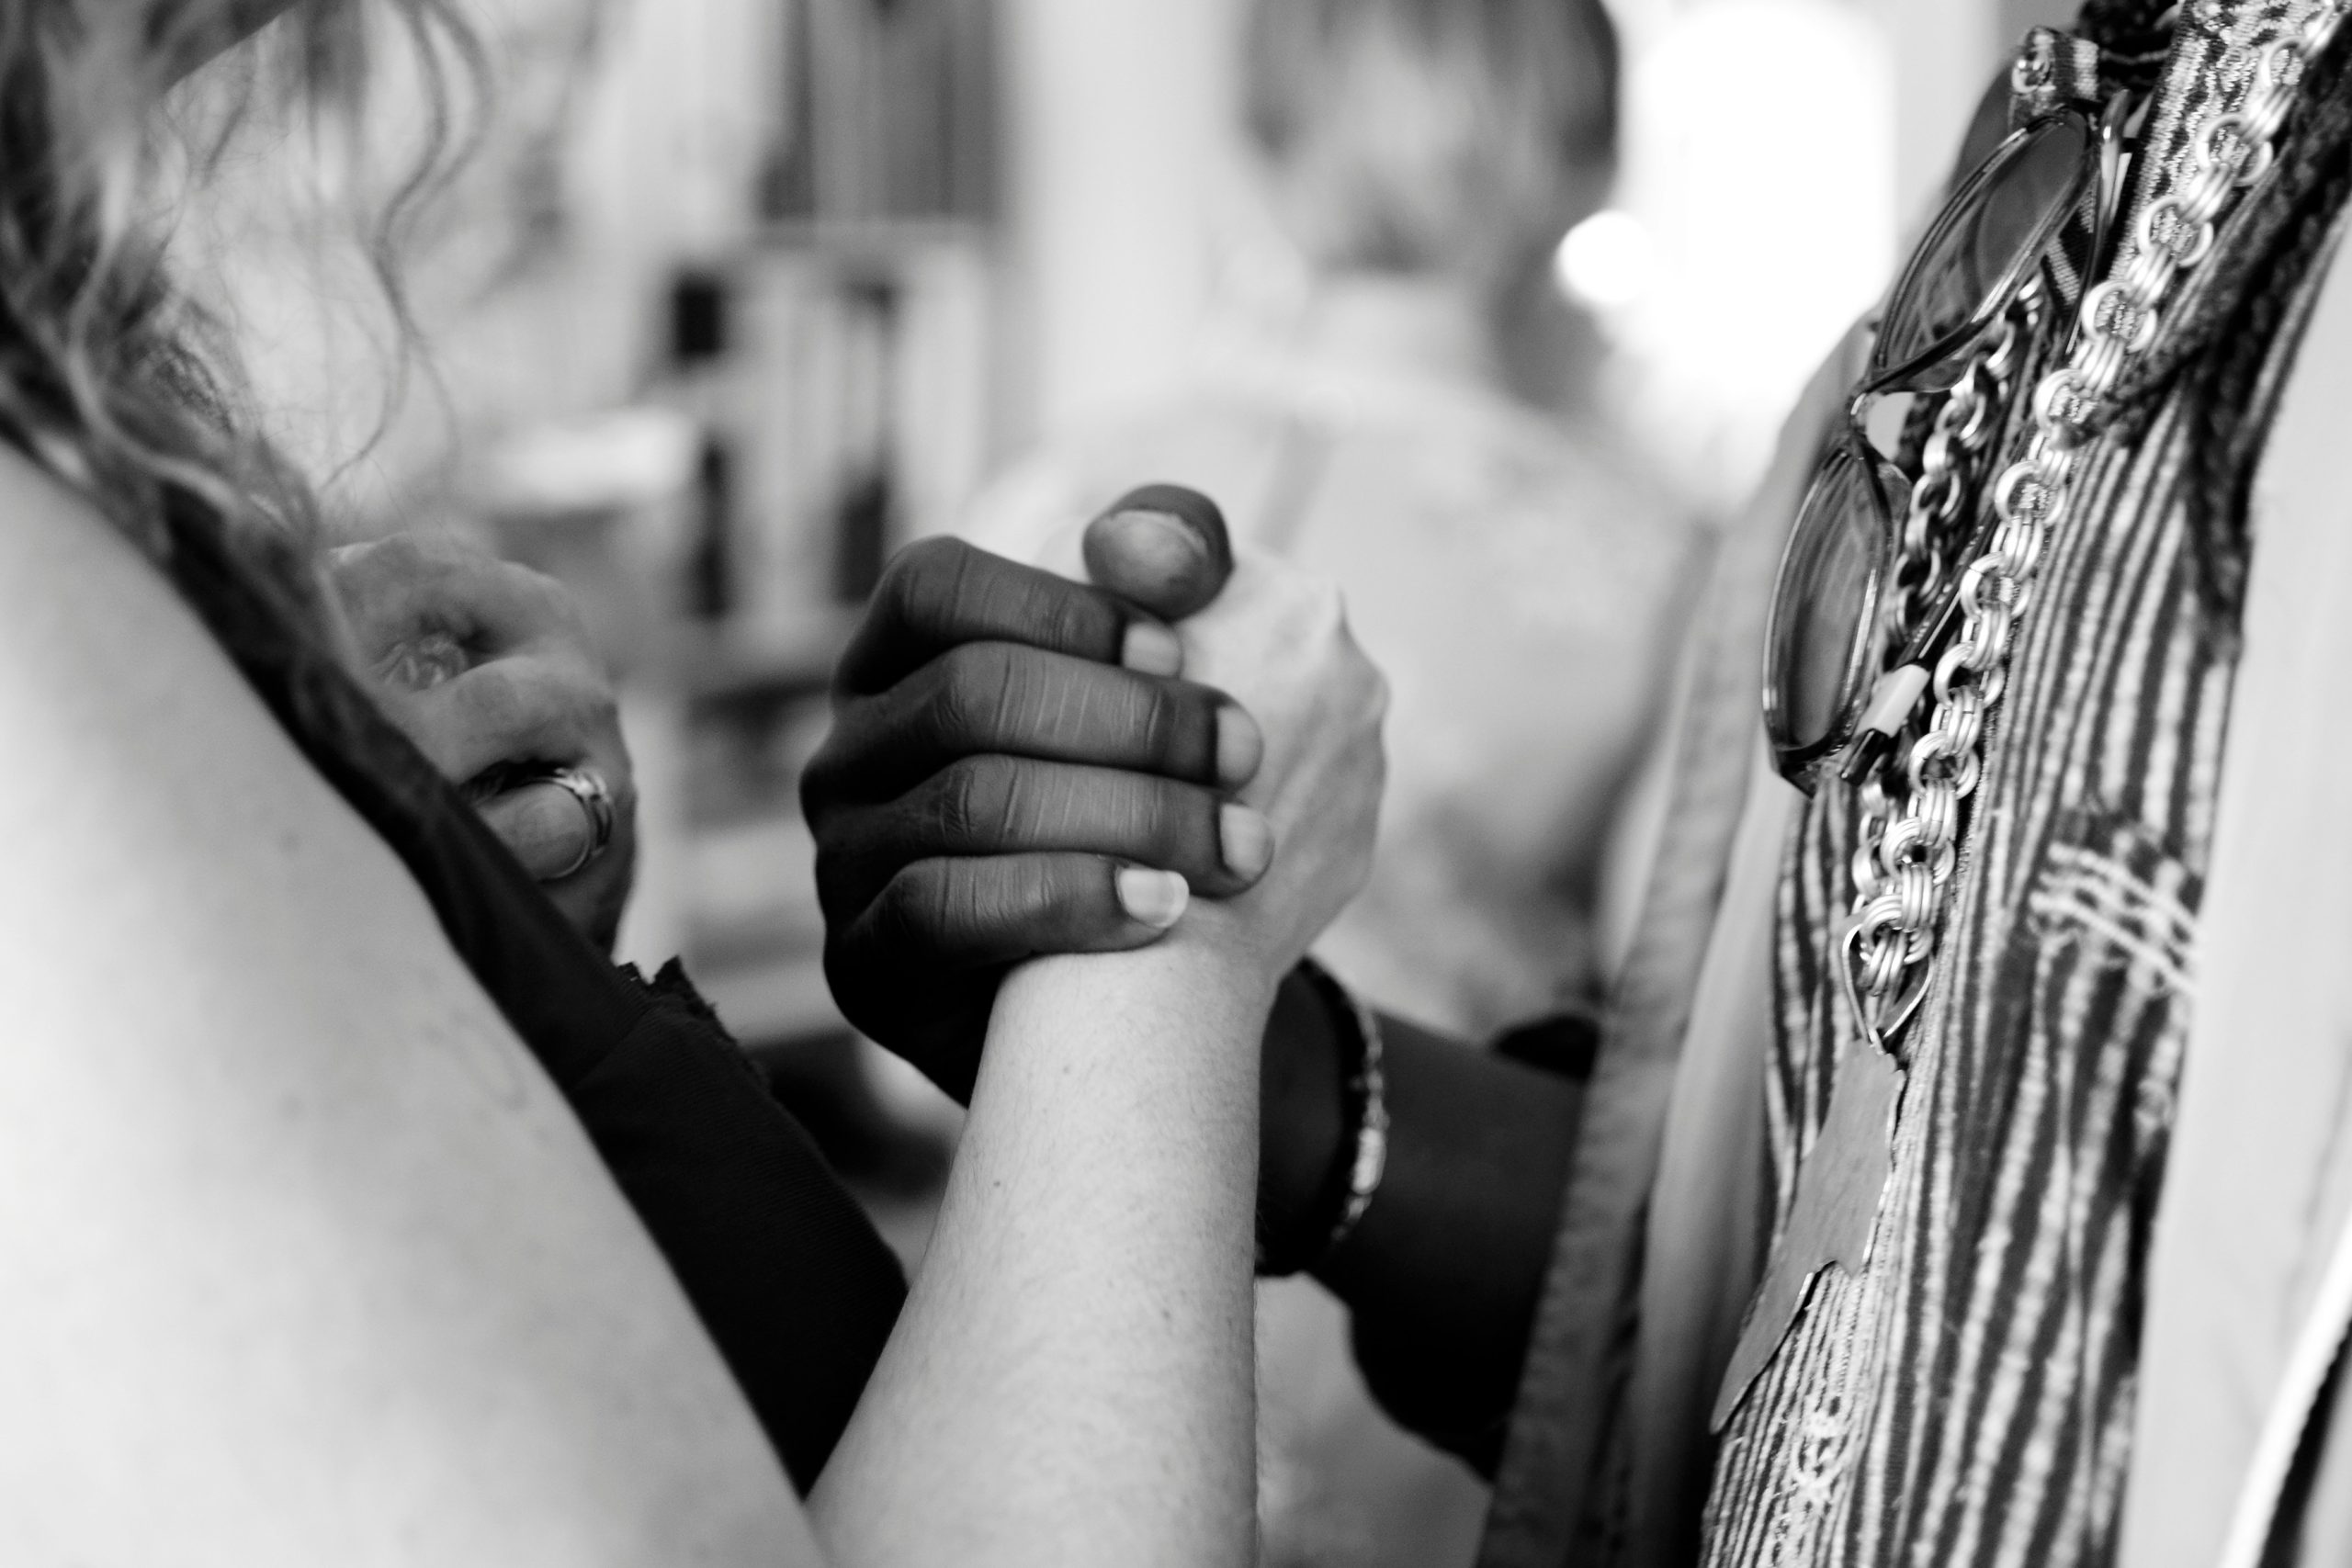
376, 789, 910, 1494
568, 963, 906, 1493
1329, 1012, 1593, 1476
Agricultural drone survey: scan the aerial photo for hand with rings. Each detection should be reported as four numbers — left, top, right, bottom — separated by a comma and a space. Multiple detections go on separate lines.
324, 532, 639, 952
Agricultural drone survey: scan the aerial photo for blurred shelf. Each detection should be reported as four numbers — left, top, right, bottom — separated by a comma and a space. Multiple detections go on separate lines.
655, 607, 862, 700
675, 806, 837, 1046
755, 217, 993, 259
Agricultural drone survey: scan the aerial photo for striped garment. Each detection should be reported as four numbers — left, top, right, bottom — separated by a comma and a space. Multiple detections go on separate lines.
1701, 6, 2348, 1563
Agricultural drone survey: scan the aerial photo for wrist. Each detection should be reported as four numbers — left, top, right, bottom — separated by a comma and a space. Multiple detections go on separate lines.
1172, 899, 1307, 1006
987, 941, 1272, 1148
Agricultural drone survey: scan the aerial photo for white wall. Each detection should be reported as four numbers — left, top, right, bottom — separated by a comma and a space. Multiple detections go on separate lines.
1879, 0, 2004, 225
995, 0, 1242, 447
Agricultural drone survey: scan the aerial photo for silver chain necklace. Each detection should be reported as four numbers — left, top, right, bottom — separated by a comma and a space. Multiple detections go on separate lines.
1713, 0, 2347, 1429
1845, 1, 2346, 1034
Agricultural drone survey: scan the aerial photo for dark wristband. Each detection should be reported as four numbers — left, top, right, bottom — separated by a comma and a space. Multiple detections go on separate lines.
1257, 957, 1386, 1278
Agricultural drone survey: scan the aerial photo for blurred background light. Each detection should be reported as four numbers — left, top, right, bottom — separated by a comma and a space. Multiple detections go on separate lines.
1600, 0, 1897, 509
1555, 209, 1655, 311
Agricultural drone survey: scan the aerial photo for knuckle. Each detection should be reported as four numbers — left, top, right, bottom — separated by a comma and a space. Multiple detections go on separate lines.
508, 560, 583, 629
1039, 577, 1109, 654
325, 536, 402, 600
322, 540, 373, 587
874, 860, 957, 947
935, 755, 1020, 846
558, 662, 618, 727
868, 545, 921, 619
456, 664, 531, 736
893, 536, 975, 623
409, 531, 477, 565
375, 533, 435, 571
978, 856, 1073, 934
898, 535, 969, 577
1258, 553, 1318, 605
930, 641, 1016, 746
533, 660, 597, 721
995, 855, 1071, 927
390, 533, 472, 585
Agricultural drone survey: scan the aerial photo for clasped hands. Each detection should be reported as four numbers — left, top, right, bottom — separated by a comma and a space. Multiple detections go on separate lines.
323, 487, 1386, 1106
800, 488, 1386, 1102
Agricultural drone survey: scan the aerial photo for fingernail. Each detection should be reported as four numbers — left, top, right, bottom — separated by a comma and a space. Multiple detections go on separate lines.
1117, 868, 1191, 930
1088, 506, 1224, 618
1216, 704, 1264, 788
1221, 804, 1274, 881
1102, 509, 1211, 579
1122, 620, 1183, 678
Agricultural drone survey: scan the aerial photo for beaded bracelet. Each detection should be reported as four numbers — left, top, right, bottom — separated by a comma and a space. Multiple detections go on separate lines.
1257, 958, 1389, 1278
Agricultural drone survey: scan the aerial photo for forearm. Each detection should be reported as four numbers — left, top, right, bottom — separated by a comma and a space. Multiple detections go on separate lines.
1261, 974, 1586, 1467
811, 940, 1267, 1567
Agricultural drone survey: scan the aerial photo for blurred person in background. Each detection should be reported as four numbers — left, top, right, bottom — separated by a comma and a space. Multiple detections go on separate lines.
963, 6, 1701, 1559
967, 0, 1699, 1043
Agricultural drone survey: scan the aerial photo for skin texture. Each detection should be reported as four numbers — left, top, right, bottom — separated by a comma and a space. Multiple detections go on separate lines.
324, 533, 638, 952
801, 514, 1274, 1102
811, 499, 1586, 1455
815, 548, 1385, 1567
0, 441, 1382, 1562
0, 454, 811, 1568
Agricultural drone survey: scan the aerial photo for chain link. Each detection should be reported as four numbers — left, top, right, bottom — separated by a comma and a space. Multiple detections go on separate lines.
1853, 308, 2030, 921
1876, 311, 2028, 650
1849, 4, 2346, 1015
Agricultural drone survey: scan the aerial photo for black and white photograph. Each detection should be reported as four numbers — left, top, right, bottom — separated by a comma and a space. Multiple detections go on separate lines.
2, 1, 2347, 1563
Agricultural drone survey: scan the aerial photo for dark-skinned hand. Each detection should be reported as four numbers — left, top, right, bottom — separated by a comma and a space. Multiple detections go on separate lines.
800, 486, 1259, 1102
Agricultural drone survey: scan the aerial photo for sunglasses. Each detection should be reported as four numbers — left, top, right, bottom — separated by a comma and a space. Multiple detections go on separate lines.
1764, 99, 2129, 789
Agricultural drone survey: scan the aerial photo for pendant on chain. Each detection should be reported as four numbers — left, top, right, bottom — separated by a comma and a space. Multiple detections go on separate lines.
1710, 984, 1909, 1431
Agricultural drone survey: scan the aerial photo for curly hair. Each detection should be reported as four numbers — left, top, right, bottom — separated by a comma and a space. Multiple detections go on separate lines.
0, 0, 479, 580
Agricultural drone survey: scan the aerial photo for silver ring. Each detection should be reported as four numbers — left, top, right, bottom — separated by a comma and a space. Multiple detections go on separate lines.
539, 765, 616, 881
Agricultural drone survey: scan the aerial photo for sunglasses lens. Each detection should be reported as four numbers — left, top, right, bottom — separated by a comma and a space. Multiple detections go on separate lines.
1769, 443, 1896, 761
1877, 114, 2095, 381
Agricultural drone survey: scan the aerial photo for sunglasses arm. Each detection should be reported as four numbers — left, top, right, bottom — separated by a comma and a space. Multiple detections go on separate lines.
1835, 664, 1931, 785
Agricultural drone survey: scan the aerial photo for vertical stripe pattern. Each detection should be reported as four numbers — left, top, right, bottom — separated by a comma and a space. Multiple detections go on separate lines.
1690, 10, 2352, 1560
1702, 364, 2231, 1568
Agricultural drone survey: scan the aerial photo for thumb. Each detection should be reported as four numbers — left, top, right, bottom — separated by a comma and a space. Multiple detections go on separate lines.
1081, 484, 1236, 621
